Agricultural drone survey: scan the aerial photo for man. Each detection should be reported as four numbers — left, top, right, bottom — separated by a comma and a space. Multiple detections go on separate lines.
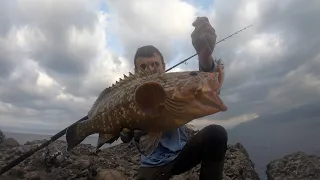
121, 17, 228, 180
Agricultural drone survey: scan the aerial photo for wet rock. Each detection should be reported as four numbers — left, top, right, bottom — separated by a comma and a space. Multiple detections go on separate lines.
266, 151, 320, 180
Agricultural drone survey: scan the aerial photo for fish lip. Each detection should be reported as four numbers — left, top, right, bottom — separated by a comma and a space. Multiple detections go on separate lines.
197, 90, 227, 111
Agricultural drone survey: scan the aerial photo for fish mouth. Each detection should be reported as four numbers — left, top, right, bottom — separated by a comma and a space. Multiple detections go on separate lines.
196, 88, 228, 112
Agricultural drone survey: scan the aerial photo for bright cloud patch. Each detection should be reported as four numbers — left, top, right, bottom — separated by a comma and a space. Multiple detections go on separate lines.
189, 113, 260, 129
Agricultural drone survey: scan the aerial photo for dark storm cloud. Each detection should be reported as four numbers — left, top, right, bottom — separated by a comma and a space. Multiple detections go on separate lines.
0, 34, 21, 79
0, 0, 102, 98
192, 0, 320, 121
1, 0, 319, 134
0, 1, 104, 129
0, 58, 16, 78
0, 65, 80, 114
13, 0, 101, 97
255, 0, 320, 77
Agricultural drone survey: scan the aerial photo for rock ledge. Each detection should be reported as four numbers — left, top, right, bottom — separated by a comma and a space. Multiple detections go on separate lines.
0, 139, 259, 180
266, 151, 320, 180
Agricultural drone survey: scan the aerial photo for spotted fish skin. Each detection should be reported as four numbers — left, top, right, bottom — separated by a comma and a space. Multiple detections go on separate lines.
66, 66, 228, 153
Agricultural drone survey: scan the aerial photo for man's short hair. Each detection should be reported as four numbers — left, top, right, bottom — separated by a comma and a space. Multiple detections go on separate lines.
134, 45, 164, 68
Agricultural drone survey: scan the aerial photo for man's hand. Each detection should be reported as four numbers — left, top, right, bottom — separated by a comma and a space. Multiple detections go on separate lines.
120, 128, 133, 143
133, 129, 148, 142
191, 16, 217, 68
120, 128, 147, 143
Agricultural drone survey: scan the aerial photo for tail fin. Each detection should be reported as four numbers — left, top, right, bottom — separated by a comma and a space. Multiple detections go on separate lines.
66, 121, 91, 151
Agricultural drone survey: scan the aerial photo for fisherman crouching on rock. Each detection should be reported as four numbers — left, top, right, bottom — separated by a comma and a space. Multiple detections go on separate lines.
120, 16, 228, 180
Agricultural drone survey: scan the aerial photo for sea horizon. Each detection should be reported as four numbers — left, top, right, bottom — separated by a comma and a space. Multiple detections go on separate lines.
3, 131, 122, 149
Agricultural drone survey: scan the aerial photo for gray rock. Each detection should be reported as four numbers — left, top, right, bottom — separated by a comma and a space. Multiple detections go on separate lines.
266, 151, 320, 180
1, 138, 19, 147
0, 140, 260, 180
2, 139, 316, 180
0, 130, 5, 144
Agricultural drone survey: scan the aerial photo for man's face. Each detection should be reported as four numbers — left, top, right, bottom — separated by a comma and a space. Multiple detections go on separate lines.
135, 53, 165, 74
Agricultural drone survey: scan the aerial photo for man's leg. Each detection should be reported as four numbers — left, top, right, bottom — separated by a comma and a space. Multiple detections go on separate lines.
171, 124, 228, 180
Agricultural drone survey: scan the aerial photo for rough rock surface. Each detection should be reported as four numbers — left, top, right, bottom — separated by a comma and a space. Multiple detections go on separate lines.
0, 139, 260, 180
1, 138, 20, 147
266, 151, 320, 180
0, 130, 4, 144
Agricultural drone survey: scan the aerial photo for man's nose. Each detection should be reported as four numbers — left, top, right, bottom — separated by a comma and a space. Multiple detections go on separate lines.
149, 65, 155, 70
148, 64, 156, 70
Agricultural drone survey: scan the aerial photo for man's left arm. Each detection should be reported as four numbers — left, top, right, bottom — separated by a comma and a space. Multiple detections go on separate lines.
199, 57, 219, 72
191, 16, 222, 73
181, 17, 224, 138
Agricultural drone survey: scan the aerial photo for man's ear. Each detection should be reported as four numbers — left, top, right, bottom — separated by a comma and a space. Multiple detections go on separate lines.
162, 62, 166, 72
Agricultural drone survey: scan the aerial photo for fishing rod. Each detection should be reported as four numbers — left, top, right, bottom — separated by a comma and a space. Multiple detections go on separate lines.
0, 24, 253, 176
0, 116, 89, 176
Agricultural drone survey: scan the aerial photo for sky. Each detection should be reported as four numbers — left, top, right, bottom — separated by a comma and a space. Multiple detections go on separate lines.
0, 0, 319, 135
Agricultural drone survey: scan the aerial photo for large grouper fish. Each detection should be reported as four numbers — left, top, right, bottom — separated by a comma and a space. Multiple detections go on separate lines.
66, 66, 228, 156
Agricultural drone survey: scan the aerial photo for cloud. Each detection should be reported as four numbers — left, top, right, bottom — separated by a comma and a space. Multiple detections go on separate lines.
189, 113, 260, 129
0, 0, 319, 134
105, 0, 198, 65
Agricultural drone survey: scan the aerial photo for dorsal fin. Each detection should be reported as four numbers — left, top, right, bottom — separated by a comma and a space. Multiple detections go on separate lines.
105, 67, 158, 93
129, 72, 134, 77
118, 78, 123, 85
106, 70, 139, 90
88, 70, 146, 116
135, 66, 153, 78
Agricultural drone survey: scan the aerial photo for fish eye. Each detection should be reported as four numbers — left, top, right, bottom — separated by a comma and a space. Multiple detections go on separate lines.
189, 71, 198, 76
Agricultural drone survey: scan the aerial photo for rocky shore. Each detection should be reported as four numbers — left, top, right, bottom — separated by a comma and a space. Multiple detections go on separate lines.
0, 136, 319, 180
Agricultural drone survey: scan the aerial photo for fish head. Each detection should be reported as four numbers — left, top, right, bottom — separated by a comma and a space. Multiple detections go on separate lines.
134, 67, 228, 129
165, 68, 228, 122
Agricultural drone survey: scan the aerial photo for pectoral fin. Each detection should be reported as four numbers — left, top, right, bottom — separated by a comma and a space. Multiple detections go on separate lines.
138, 132, 162, 156
96, 133, 119, 150
134, 82, 166, 114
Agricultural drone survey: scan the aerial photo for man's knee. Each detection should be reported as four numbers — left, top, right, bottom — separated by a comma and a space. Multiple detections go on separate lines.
201, 124, 228, 145
200, 125, 228, 161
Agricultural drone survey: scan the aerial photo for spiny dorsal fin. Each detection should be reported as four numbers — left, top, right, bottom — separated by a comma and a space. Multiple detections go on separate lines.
129, 72, 134, 77
107, 67, 161, 91
135, 66, 153, 78
107, 71, 139, 90
118, 78, 123, 85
